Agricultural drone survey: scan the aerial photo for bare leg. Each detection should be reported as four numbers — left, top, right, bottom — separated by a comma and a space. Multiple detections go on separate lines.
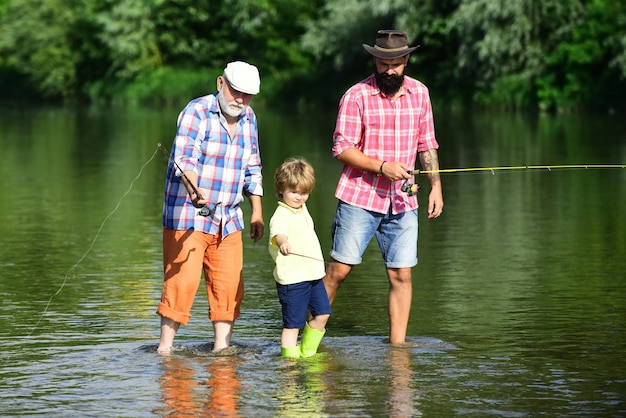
158, 316, 180, 354
281, 328, 300, 348
213, 320, 233, 351
387, 267, 412, 344
308, 313, 330, 331
323, 260, 352, 303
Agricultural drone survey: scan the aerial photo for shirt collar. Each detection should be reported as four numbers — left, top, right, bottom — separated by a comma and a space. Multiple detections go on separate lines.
278, 200, 304, 213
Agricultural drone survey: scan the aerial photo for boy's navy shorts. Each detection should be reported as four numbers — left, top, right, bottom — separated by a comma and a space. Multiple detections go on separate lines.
276, 279, 331, 329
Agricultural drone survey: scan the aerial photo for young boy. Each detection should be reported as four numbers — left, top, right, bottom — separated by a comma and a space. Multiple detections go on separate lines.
269, 158, 330, 358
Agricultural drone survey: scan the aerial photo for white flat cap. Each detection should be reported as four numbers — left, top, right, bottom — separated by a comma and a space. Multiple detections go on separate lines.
223, 61, 260, 95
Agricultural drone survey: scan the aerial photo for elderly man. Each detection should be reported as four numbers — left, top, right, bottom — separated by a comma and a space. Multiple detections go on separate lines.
157, 61, 264, 354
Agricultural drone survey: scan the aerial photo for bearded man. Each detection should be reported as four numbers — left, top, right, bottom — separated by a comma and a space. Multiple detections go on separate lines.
323, 30, 444, 344
157, 61, 264, 354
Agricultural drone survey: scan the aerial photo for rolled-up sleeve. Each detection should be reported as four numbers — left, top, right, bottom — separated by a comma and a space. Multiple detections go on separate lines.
332, 90, 364, 157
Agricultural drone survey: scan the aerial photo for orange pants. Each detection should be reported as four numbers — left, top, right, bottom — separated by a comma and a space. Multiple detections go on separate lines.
157, 228, 243, 325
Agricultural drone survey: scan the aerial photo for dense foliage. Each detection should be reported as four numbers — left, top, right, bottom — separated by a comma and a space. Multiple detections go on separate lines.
1, 0, 624, 111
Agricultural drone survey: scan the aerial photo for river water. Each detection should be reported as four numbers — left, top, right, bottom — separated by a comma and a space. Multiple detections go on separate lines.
0, 104, 625, 417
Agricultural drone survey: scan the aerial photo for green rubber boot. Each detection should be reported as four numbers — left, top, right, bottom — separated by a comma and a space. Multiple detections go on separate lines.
281, 345, 301, 359
300, 323, 325, 358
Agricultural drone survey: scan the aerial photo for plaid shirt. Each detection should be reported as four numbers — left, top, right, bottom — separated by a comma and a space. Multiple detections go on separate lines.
332, 74, 438, 215
162, 93, 263, 237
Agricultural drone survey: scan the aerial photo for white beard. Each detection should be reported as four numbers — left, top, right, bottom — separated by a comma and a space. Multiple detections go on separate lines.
218, 88, 247, 118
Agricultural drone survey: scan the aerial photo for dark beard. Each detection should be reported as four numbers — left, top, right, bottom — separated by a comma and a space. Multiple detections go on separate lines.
375, 72, 404, 96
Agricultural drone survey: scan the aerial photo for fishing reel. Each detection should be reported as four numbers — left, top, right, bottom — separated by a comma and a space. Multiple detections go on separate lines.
198, 206, 212, 217
198, 203, 216, 217
401, 178, 421, 196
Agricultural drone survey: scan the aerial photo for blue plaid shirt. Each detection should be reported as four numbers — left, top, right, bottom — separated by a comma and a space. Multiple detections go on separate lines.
162, 92, 263, 237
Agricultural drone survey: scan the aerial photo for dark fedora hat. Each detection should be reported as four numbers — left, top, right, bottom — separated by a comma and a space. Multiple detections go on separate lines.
362, 30, 419, 59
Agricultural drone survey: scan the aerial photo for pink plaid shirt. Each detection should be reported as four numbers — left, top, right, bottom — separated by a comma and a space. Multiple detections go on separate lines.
332, 74, 438, 215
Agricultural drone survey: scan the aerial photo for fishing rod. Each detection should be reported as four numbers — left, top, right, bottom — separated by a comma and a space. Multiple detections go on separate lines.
410, 164, 625, 175
289, 252, 325, 263
400, 164, 625, 197
157, 143, 213, 217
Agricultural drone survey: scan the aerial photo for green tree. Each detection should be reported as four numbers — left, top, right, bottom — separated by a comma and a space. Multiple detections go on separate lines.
94, 0, 320, 103
300, 0, 414, 104
300, 0, 462, 106
537, 0, 626, 111
448, 0, 551, 109
447, 0, 626, 110
0, 0, 108, 99
302, 0, 626, 110
1, 0, 624, 109
96, 0, 162, 79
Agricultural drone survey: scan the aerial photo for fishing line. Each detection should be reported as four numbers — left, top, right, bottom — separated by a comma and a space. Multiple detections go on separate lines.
27, 144, 162, 336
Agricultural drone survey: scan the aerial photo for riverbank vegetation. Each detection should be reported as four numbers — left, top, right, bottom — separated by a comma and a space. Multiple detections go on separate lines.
1, 0, 625, 112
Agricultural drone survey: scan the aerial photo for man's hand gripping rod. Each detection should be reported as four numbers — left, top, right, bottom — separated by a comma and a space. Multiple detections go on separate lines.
158, 143, 213, 217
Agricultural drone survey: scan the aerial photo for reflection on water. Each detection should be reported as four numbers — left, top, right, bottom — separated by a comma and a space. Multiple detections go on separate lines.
149, 337, 447, 417
157, 351, 244, 415
156, 356, 203, 415
0, 106, 625, 416
276, 354, 328, 417
387, 347, 417, 417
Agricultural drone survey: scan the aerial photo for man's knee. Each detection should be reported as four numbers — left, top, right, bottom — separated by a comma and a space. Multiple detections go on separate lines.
387, 268, 412, 286
325, 260, 352, 283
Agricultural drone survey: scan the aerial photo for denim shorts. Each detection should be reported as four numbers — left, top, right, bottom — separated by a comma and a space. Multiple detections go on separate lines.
329, 200, 418, 268
276, 279, 331, 329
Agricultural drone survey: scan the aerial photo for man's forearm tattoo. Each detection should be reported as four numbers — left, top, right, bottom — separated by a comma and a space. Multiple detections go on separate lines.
419, 149, 441, 183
